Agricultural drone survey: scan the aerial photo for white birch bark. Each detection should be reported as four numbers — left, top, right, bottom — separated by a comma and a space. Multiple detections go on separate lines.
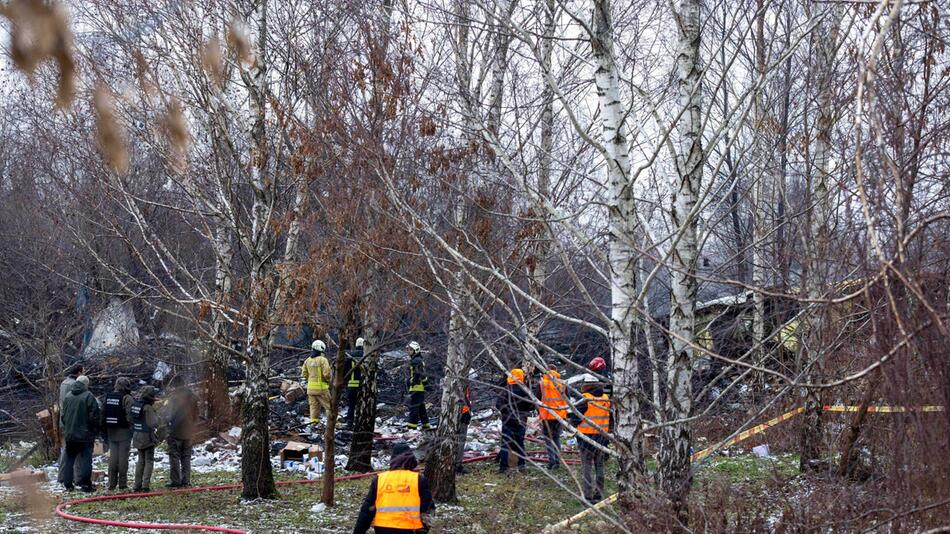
592, 0, 643, 497
204, 223, 234, 429
750, 0, 769, 381
522, 0, 555, 370
800, 7, 843, 470
238, 0, 277, 500
659, 0, 702, 522
426, 0, 480, 501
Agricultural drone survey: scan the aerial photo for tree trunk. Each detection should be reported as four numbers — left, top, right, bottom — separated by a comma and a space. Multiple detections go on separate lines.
836, 373, 879, 477
426, 270, 470, 502
800, 7, 842, 471
322, 326, 355, 505
240, 335, 277, 500
750, 0, 769, 387
239, 0, 277, 501
346, 329, 379, 472
204, 224, 233, 432
659, 0, 702, 526
592, 0, 643, 506
521, 0, 555, 371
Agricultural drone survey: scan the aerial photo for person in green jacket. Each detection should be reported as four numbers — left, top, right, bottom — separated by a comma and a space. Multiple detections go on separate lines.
101, 377, 134, 491
131, 386, 162, 492
57, 363, 84, 485
60, 375, 100, 492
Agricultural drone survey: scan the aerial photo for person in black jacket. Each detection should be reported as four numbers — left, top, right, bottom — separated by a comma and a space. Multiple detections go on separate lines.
406, 341, 429, 430
495, 368, 534, 473
352, 443, 435, 534
344, 338, 365, 428
101, 377, 133, 491
61, 375, 100, 492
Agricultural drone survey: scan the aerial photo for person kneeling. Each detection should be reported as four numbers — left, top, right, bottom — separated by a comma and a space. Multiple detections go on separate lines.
352, 443, 435, 534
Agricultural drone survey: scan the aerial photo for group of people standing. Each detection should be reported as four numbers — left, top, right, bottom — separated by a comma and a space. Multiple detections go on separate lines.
57, 364, 198, 493
301, 337, 430, 431
494, 357, 613, 503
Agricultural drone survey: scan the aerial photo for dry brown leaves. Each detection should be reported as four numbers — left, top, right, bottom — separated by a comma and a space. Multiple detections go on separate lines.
93, 84, 129, 174
0, 0, 76, 108
201, 37, 224, 87
161, 98, 190, 174
226, 19, 253, 65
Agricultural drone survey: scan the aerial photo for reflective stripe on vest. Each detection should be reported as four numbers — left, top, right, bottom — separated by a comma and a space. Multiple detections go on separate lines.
304, 357, 329, 391
540, 372, 567, 421
104, 392, 129, 428
408, 365, 426, 392
373, 469, 423, 530
130, 401, 150, 433
578, 393, 610, 435
347, 378, 360, 388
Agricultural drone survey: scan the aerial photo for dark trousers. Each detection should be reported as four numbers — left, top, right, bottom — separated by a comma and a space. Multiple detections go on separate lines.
499, 419, 526, 472
107, 438, 132, 489
579, 434, 608, 501
57, 446, 82, 484
134, 446, 155, 490
345, 387, 358, 425
167, 437, 192, 486
541, 419, 562, 467
407, 391, 428, 428
62, 441, 93, 489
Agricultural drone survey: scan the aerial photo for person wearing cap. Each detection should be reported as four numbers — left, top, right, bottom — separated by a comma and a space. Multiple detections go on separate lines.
495, 368, 534, 474
537, 364, 568, 469
455, 369, 477, 474
405, 341, 430, 430
101, 377, 134, 490
302, 339, 332, 425
60, 375, 100, 492
343, 338, 365, 428
352, 443, 435, 534
131, 386, 162, 492
569, 374, 613, 503
57, 363, 85, 486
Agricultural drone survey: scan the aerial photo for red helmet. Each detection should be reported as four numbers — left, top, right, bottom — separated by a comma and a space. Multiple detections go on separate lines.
588, 357, 607, 372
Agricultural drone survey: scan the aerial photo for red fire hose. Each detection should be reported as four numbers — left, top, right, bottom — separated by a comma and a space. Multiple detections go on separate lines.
55, 453, 500, 533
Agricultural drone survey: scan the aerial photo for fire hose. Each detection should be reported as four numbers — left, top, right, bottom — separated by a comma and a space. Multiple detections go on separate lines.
56, 453, 500, 533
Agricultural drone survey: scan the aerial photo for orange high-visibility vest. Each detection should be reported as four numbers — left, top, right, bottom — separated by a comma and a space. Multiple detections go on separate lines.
373, 469, 423, 530
461, 386, 471, 415
578, 393, 610, 435
539, 371, 567, 421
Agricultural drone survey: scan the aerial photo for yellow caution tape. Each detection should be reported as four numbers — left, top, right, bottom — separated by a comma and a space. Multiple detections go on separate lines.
691, 407, 805, 462
548, 402, 945, 531
692, 404, 945, 462
822, 405, 944, 413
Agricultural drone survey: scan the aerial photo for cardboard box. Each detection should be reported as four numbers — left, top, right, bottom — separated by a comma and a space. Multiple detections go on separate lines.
279, 441, 322, 466
283, 384, 306, 404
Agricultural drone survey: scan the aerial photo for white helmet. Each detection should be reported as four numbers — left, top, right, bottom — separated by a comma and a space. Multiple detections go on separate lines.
311, 340, 326, 353
468, 369, 478, 380
407, 341, 421, 353
355, 337, 365, 348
